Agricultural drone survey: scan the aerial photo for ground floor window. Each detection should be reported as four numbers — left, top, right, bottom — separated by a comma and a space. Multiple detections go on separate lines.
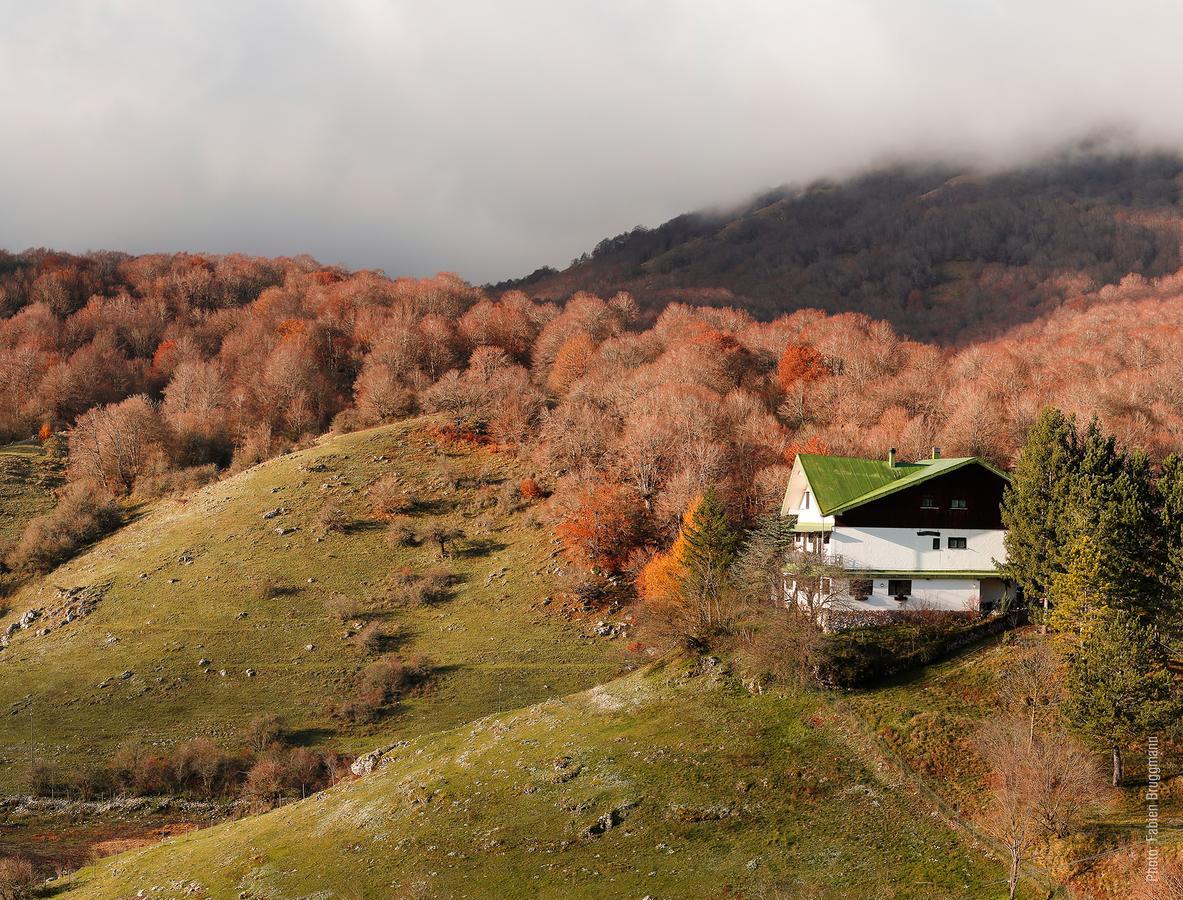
850, 578, 872, 601
887, 578, 912, 600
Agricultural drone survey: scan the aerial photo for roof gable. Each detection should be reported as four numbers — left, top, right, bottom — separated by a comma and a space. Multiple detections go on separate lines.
797, 453, 1009, 516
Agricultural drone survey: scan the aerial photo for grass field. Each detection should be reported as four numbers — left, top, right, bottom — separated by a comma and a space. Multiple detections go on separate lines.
0, 440, 58, 596
58, 659, 1011, 899
0, 420, 624, 793
847, 630, 1183, 894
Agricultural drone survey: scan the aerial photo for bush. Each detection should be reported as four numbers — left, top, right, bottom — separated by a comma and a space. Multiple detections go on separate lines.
6, 480, 122, 574
241, 714, 288, 752
519, 477, 544, 500
384, 517, 418, 548
318, 503, 350, 533
325, 592, 364, 622
0, 856, 36, 899
384, 568, 454, 608
354, 622, 394, 654
367, 475, 412, 521
330, 654, 434, 724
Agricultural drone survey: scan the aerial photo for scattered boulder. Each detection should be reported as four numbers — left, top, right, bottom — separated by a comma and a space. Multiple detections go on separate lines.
244, 668, 256, 678
350, 741, 408, 776
261, 507, 286, 520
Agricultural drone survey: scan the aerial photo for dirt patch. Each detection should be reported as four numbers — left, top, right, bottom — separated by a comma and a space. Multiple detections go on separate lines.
88, 822, 202, 859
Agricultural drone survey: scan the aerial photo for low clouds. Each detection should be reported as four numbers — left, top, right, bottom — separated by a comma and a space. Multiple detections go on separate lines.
2, 0, 1181, 281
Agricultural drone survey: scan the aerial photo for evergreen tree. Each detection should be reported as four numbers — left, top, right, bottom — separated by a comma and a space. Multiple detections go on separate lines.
1062, 609, 1179, 785
680, 486, 739, 628
730, 512, 797, 608
1158, 454, 1183, 625
1001, 407, 1080, 610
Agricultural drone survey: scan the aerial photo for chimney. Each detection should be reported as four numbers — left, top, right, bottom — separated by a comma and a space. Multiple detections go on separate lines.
931, 447, 941, 460
888, 447, 897, 467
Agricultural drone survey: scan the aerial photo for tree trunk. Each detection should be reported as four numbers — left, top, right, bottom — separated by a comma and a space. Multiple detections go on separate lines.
1041, 594, 1048, 634
1112, 746, 1123, 786
1008, 847, 1020, 900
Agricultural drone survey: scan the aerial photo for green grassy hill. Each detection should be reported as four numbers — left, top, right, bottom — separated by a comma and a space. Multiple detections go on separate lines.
0, 440, 58, 595
0, 420, 623, 792
58, 659, 1008, 899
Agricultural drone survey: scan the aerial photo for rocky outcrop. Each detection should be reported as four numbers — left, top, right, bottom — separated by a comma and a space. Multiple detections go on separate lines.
350, 740, 409, 776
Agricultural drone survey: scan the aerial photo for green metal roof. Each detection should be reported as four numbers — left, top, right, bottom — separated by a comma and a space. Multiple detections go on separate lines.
797, 453, 1009, 516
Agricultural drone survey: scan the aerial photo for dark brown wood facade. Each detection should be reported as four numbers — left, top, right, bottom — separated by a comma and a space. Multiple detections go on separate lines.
834, 463, 1006, 530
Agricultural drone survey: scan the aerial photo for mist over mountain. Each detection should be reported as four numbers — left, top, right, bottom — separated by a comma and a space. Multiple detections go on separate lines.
503, 152, 1183, 343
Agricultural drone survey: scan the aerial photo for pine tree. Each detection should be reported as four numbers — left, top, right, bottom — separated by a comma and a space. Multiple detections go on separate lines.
1158, 454, 1183, 626
1062, 609, 1179, 786
680, 487, 738, 629
731, 513, 797, 608
1001, 407, 1080, 614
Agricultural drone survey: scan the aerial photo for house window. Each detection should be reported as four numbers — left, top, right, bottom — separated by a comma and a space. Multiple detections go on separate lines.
932, 537, 940, 550
951, 498, 967, 510
888, 579, 912, 600
801, 490, 811, 510
920, 495, 938, 509
948, 537, 967, 549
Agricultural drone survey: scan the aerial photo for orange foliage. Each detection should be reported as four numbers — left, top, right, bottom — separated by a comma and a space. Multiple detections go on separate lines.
38, 422, 52, 442
555, 484, 644, 572
776, 343, 828, 393
547, 333, 596, 396
519, 477, 543, 500
151, 339, 179, 373
784, 435, 829, 464
636, 495, 700, 609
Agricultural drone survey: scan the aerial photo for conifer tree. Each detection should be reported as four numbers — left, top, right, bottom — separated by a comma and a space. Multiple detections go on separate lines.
1001, 407, 1080, 613
680, 486, 739, 628
730, 512, 797, 608
1062, 610, 1179, 786
1158, 454, 1183, 624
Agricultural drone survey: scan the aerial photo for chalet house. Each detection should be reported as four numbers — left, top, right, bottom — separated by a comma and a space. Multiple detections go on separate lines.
780, 448, 1012, 614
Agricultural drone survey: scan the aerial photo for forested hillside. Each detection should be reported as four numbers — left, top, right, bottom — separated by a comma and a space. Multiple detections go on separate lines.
501, 153, 1183, 343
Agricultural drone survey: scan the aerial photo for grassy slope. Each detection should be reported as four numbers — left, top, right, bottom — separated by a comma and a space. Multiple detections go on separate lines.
0, 441, 58, 595
847, 631, 1183, 893
0, 419, 622, 790
60, 660, 1008, 899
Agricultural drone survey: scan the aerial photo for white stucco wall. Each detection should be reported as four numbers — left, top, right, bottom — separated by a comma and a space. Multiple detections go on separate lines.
851, 577, 981, 611
827, 526, 1006, 573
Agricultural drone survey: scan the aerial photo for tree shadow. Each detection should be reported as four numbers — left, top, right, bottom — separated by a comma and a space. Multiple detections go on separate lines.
454, 538, 508, 559
285, 726, 337, 747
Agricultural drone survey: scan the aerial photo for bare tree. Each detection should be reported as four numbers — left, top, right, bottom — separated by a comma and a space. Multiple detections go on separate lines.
975, 715, 1109, 900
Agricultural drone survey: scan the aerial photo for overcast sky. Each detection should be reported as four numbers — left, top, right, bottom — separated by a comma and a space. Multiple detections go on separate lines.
1, 1, 1181, 283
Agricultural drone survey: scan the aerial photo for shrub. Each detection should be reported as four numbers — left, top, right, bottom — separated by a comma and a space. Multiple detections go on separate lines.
384, 568, 454, 608
419, 522, 465, 558
317, 503, 350, 533
384, 517, 418, 548
0, 856, 36, 899
367, 475, 412, 521
355, 622, 394, 655
330, 654, 434, 724
242, 756, 287, 803
241, 714, 288, 753
6, 480, 122, 574
325, 592, 364, 622
519, 477, 543, 500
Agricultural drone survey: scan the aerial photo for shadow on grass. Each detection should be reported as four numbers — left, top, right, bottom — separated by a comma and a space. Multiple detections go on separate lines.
454, 538, 508, 559
286, 726, 337, 747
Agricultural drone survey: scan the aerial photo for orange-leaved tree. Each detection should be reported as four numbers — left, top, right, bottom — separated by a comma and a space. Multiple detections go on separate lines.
638, 488, 738, 642
776, 343, 828, 427
555, 483, 644, 572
